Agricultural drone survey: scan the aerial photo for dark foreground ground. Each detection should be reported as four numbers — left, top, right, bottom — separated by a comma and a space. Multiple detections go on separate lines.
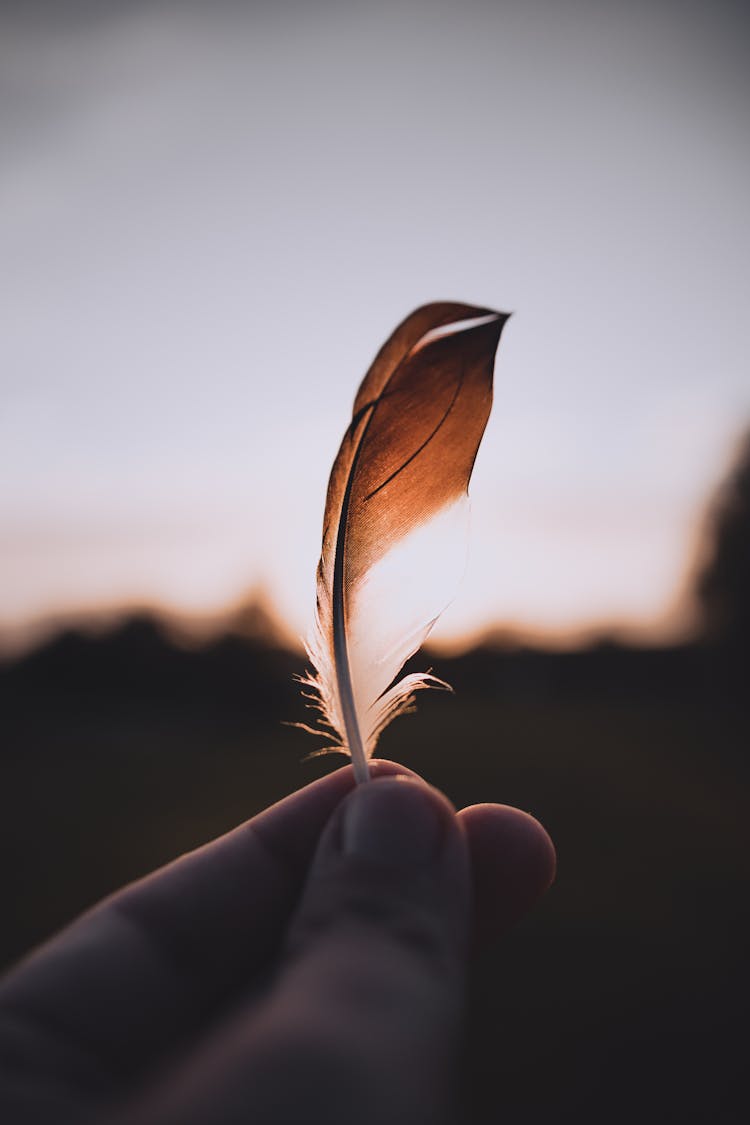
1, 620, 748, 1124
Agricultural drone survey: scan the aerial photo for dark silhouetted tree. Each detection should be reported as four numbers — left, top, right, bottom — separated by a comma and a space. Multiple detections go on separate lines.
697, 428, 750, 648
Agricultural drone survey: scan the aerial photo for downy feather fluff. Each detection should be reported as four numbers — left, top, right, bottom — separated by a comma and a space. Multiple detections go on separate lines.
300, 302, 510, 782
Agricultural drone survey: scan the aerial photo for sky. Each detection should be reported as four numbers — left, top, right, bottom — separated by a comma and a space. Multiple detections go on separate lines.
1, 0, 749, 651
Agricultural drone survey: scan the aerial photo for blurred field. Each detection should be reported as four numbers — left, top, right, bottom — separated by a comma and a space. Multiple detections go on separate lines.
1, 621, 747, 1124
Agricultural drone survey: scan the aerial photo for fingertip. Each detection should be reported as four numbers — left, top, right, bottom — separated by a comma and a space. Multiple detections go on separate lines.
249, 759, 420, 859
337, 775, 458, 866
368, 758, 421, 779
460, 803, 556, 883
458, 803, 556, 946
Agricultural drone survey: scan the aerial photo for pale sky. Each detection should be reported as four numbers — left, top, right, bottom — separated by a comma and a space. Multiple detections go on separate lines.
1, 0, 749, 650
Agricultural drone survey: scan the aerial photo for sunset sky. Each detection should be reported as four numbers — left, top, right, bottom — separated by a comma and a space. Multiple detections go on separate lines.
2, 0, 749, 651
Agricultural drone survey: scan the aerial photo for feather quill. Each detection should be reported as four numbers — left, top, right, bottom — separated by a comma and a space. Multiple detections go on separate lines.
300, 302, 510, 782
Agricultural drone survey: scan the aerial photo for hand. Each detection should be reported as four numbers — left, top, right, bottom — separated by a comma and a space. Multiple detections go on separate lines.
0, 761, 555, 1124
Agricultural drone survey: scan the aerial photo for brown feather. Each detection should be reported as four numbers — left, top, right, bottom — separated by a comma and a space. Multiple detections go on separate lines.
303, 303, 510, 780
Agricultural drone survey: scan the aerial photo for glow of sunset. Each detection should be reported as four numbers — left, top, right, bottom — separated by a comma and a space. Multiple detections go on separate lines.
2, 2, 749, 654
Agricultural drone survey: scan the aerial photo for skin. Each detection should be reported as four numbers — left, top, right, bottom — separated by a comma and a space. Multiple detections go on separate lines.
0, 760, 555, 1124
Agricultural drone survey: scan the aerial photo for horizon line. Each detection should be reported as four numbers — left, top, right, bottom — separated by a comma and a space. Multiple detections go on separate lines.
0, 588, 701, 663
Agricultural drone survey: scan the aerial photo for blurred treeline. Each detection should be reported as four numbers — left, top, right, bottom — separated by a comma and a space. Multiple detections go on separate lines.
1, 434, 749, 1124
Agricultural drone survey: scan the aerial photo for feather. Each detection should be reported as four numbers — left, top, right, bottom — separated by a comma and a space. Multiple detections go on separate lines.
300, 302, 510, 782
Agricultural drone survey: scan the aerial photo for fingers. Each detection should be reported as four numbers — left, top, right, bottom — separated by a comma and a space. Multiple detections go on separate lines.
0, 758, 556, 1125
138, 777, 471, 1125
112, 759, 416, 982
460, 803, 556, 947
0, 761, 411, 1101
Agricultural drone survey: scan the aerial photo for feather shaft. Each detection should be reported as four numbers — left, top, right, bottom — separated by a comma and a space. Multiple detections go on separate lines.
332, 401, 374, 781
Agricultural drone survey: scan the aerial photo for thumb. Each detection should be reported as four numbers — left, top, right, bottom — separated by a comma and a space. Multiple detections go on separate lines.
258, 775, 471, 1125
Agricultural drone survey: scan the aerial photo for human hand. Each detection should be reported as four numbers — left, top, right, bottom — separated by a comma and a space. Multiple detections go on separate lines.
0, 761, 555, 1124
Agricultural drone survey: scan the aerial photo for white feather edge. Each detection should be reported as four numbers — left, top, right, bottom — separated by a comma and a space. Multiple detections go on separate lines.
299, 499, 469, 778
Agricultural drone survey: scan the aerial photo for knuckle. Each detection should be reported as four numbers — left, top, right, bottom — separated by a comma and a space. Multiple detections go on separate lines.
289, 873, 453, 971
